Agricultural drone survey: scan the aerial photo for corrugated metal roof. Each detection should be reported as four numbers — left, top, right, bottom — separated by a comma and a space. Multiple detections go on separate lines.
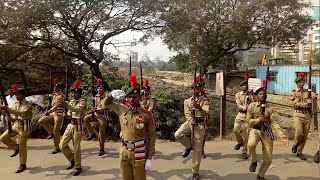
257, 65, 320, 94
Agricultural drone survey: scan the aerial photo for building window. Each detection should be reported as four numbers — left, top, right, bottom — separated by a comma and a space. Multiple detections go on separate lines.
268, 71, 277, 81
316, 36, 320, 40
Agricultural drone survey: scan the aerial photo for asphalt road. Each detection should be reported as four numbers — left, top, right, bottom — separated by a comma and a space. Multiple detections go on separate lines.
0, 137, 319, 180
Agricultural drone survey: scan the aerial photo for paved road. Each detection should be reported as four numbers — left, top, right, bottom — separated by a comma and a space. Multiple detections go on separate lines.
0, 137, 319, 180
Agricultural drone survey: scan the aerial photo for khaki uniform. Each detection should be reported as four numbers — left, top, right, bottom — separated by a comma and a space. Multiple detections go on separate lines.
234, 91, 256, 153
106, 96, 156, 180
38, 91, 65, 149
290, 88, 316, 154
84, 93, 109, 150
140, 95, 155, 112
175, 96, 210, 173
59, 99, 87, 168
0, 99, 32, 165
247, 102, 285, 178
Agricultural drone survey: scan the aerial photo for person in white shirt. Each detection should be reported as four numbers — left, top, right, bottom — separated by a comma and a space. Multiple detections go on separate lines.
1, 87, 18, 143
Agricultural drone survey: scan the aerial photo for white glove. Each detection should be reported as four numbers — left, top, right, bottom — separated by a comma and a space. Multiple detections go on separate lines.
145, 159, 152, 170
111, 90, 125, 100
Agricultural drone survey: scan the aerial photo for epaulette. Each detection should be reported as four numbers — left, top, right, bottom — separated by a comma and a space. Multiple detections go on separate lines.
143, 109, 152, 115
291, 89, 296, 92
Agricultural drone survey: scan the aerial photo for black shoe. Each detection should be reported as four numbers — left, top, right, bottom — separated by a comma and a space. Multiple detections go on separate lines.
182, 147, 192, 158
314, 150, 320, 163
201, 152, 206, 159
98, 150, 105, 156
192, 173, 200, 180
256, 175, 265, 180
73, 168, 82, 176
249, 161, 257, 172
234, 143, 243, 150
297, 153, 307, 160
66, 160, 75, 170
47, 134, 54, 139
242, 153, 249, 160
292, 145, 297, 153
51, 149, 61, 154
16, 164, 26, 173
86, 134, 96, 141
10, 149, 19, 157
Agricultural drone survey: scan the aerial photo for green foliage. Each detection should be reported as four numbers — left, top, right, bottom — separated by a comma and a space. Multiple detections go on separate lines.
152, 85, 189, 140
162, 0, 314, 71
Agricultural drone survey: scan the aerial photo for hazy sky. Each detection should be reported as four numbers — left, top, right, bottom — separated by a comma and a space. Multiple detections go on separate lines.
108, 30, 177, 62
109, 0, 318, 62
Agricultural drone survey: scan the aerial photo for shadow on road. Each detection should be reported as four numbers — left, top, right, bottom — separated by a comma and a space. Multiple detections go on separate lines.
81, 147, 118, 159
149, 169, 217, 180
28, 165, 121, 179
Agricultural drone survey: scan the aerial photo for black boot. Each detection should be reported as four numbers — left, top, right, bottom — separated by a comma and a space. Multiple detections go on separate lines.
249, 161, 257, 172
51, 149, 61, 154
192, 173, 200, 180
10, 149, 19, 157
16, 164, 26, 173
256, 175, 265, 180
86, 134, 96, 141
73, 168, 82, 176
201, 151, 206, 159
47, 134, 54, 139
242, 152, 249, 160
297, 153, 307, 160
66, 160, 75, 170
182, 147, 192, 158
234, 143, 243, 150
98, 150, 105, 156
292, 145, 297, 153
314, 150, 320, 163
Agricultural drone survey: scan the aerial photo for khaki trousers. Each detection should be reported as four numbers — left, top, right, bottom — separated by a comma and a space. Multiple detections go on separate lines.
0, 122, 30, 165
175, 121, 205, 173
120, 148, 146, 180
59, 124, 83, 168
247, 129, 273, 178
233, 113, 249, 153
83, 113, 107, 150
293, 112, 311, 153
38, 114, 63, 149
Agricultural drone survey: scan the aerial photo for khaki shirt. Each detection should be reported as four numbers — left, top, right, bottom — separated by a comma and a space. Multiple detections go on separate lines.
7, 99, 32, 120
95, 93, 109, 111
140, 95, 156, 112
184, 96, 210, 122
290, 88, 316, 108
246, 102, 284, 137
236, 91, 256, 111
67, 99, 87, 119
47, 91, 65, 114
106, 96, 156, 160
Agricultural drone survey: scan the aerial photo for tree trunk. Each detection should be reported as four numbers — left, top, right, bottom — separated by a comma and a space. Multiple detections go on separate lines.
90, 63, 111, 91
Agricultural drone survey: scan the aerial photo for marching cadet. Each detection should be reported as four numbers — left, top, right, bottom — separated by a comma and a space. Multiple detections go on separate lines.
199, 77, 209, 159
38, 79, 65, 154
290, 73, 316, 160
233, 77, 255, 159
0, 88, 32, 173
175, 79, 210, 180
59, 80, 86, 176
140, 79, 156, 113
247, 87, 289, 180
83, 79, 108, 156
106, 75, 156, 180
